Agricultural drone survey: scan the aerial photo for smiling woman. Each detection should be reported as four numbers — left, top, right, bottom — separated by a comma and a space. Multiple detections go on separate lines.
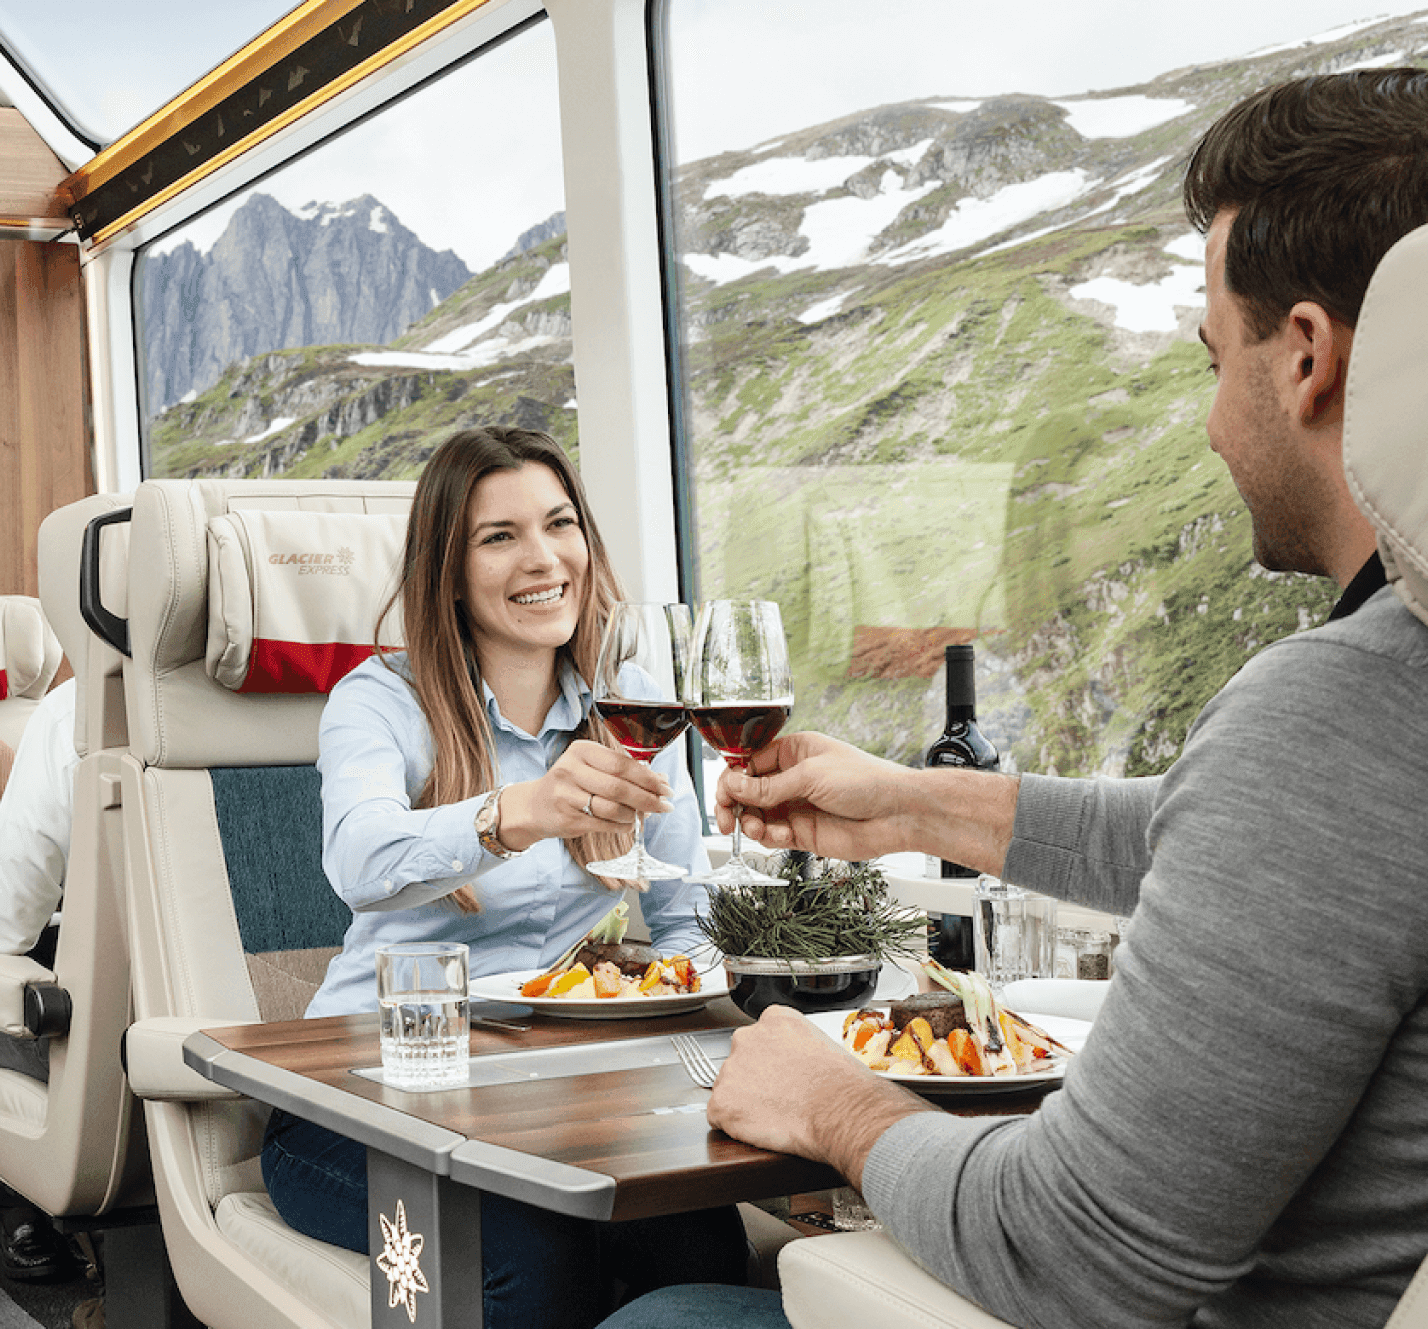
258, 423, 740, 1323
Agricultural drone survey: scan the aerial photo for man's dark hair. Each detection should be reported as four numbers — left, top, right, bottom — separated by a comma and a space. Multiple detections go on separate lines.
1184, 68, 1428, 339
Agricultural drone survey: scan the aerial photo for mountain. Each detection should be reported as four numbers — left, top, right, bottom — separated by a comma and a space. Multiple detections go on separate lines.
139, 193, 472, 410
142, 11, 1428, 776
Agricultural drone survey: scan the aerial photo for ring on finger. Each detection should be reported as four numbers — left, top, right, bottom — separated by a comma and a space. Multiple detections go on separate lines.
582, 794, 595, 817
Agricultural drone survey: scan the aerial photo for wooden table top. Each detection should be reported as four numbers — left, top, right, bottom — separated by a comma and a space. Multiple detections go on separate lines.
189, 997, 1052, 1223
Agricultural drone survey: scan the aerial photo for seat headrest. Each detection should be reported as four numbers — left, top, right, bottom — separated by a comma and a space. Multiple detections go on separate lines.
0, 596, 61, 703
206, 507, 405, 692
125, 478, 415, 768
1343, 221, 1428, 627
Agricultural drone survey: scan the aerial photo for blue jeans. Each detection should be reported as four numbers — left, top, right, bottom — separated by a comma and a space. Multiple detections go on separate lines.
262, 1109, 748, 1329
598, 1284, 792, 1328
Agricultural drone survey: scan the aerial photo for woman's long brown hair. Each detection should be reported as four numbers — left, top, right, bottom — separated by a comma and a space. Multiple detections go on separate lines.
376, 427, 632, 911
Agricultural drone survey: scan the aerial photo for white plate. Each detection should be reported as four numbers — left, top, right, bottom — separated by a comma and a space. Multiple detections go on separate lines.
806, 1010, 1090, 1096
470, 967, 728, 1020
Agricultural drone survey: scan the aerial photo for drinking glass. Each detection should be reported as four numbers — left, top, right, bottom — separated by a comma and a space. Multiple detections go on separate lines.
685, 599, 793, 886
586, 602, 692, 885
376, 942, 470, 1089
972, 877, 1058, 994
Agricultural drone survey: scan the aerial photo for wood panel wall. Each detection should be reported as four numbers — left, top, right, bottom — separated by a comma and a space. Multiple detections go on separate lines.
0, 239, 92, 598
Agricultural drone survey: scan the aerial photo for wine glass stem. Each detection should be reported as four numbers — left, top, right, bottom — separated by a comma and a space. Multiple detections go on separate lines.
731, 805, 746, 862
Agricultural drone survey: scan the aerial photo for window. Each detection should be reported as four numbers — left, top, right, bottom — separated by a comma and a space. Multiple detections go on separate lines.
134, 17, 572, 483
656, 0, 1426, 777
0, 0, 295, 146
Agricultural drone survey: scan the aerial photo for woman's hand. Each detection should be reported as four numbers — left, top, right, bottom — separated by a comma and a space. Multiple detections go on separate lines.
495, 740, 673, 851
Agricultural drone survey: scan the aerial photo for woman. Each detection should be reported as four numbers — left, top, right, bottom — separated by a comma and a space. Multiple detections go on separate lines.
262, 427, 745, 1327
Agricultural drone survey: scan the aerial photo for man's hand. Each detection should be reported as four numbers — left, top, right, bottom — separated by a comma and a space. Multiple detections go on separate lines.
706, 1005, 934, 1188
714, 732, 921, 861
716, 731, 1020, 875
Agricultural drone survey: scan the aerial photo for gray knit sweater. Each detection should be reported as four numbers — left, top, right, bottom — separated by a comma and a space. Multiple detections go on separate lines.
861, 585, 1428, 1328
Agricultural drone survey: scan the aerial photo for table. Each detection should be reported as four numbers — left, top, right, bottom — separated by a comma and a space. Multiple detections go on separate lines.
184, 997, 1050, 1328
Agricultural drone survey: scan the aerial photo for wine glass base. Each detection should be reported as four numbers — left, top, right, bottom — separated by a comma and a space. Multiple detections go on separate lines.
692, 857, 785, 887
586, 850, 689, 885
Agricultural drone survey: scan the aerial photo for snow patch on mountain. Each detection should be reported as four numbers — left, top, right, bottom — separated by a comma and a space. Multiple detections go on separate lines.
708, 140, 932, 199
1069, 233, 1206, 333
1052, 96, 1192, 139
884, 170, 1091, 264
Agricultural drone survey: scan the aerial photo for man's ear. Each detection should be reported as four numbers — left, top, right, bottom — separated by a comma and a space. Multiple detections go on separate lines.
1286, 300, 1353, 428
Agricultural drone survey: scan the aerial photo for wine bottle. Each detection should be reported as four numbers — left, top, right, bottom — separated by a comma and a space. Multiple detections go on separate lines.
925, 644, 999, 969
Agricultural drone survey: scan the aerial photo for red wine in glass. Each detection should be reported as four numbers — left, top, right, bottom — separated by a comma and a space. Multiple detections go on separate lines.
595, 699, 689, 762
688, 702, 789, 769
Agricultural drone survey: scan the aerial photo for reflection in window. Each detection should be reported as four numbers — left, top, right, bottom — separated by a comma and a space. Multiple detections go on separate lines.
657, 1, 1424, 777
136, 19, 572, 484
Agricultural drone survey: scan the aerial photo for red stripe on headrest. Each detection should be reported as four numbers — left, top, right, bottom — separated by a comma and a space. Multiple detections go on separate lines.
0, 668, 7, 702
237, 640, 375, 694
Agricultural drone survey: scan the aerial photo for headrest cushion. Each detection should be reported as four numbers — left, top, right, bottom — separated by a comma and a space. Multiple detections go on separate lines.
1343, 221, 1428, 627
0, 596, 62, 701
206, 509, 406, 693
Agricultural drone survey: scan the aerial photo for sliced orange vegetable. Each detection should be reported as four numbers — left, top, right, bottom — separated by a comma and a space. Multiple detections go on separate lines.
548, 964, 592, 997
852, 1021, 879, 1052
520, 972, 557, 998
948, 1028, 983, 1076
889, 1029, 923, 1062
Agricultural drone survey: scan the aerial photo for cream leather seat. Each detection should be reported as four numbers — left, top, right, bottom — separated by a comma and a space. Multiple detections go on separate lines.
0, 498, 152, 1220
777, 219, 1428, 1329
0, 595, 62, 754
116, 477, 412, 1329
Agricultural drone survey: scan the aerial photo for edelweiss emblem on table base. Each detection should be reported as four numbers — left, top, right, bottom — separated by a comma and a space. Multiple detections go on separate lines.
376, 1198, 430, 1322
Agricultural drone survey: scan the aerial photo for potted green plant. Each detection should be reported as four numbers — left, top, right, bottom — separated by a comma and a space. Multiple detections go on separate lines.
697, 852, 924, 1017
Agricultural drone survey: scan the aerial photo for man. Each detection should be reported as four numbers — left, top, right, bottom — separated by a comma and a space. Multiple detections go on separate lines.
601, 70, 1428, 1329
0, 676, 78, 1283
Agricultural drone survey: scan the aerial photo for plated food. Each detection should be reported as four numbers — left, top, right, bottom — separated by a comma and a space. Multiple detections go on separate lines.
518, 942, 701, 1001
470, 966, 725, 1020
837, 965, 1072, 1080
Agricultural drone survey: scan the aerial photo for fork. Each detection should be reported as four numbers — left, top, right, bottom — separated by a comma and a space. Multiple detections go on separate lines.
671, 1034, 720, 1088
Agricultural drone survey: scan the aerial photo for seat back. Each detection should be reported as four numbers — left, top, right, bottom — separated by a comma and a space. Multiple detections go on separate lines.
118, 477, 411, 1329
0, 500, 151, 1218
0, 595, 62, 752
1344, 222, 1428, 1329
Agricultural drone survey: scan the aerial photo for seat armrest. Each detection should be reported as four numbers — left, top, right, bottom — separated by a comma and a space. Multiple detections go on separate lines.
126, 1017, 254, 1101
0, 954, 54, 1037
778, 1230, 1016, 1329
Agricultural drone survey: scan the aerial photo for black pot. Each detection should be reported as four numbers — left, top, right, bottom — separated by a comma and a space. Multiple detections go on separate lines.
723, 955, 880, 1019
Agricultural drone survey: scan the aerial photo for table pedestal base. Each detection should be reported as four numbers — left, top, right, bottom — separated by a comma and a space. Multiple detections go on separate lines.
368, 1149, 485, 1327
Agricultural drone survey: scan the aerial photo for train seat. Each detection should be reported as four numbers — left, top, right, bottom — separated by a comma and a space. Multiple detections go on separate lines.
0, 594, 62, 754
776, 219, 1428, 1329
0, 495, 151, 1227
116, 477, 412, 1329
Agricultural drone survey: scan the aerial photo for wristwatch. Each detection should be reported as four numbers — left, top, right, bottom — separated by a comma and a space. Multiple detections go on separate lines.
475, 786, 525, 860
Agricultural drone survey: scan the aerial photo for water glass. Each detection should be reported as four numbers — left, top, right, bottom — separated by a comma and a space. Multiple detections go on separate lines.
972, 878, 1057, 993
376, 942, 470, 1089
830, 1186, 881, 1231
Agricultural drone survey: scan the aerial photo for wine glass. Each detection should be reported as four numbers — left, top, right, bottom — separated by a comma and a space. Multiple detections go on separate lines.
585, 602, 693, 886
685, 599, 793, 886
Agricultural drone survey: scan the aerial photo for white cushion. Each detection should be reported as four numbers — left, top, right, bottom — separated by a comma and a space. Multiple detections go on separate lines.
206, 509, 406, 693
216, 1191, 370, 1328
779, 1230, 1015, 1329
0, 1068, 47, 1129
1344, 221, 1428, 627
0, 596, 61, 701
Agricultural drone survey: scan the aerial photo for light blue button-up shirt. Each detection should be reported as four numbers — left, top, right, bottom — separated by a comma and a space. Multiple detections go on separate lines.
308, 653, 711, 1016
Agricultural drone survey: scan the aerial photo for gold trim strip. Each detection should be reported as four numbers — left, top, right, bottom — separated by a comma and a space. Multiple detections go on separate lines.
77, 0, 495, 247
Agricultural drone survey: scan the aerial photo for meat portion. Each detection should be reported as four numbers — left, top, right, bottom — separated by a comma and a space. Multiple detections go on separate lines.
889, 991, 970, 1041
573, 941, 660, 977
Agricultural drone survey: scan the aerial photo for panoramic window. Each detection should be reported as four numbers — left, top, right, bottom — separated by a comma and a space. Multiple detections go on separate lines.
657, 0, 1428, 779
134, 18, 572, 484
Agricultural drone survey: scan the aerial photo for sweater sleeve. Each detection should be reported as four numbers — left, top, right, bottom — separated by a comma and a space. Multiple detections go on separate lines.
860, 629, 1428, 1328
1002, 772, 1157, 915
